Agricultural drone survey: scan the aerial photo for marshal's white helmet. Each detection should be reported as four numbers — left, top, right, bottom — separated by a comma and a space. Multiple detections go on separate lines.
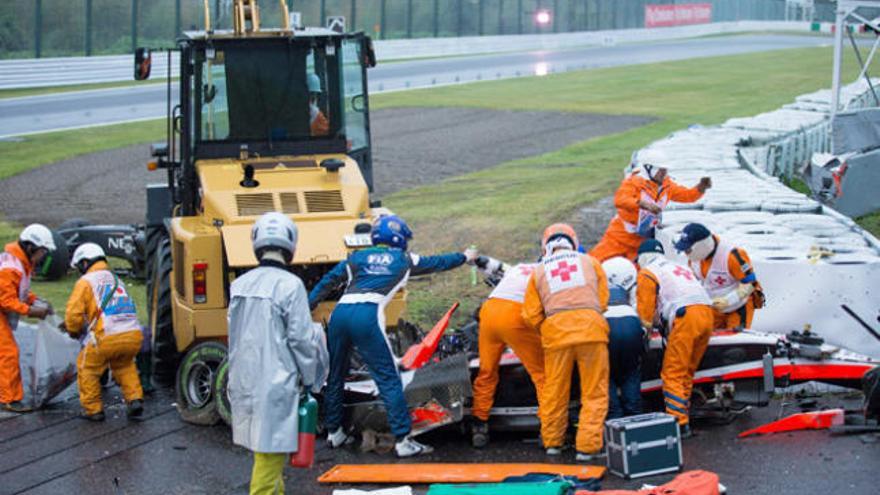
602, 257, 638, 293
19, 224, 56, 251
251, 212, 298, 260
70, 243, 106, 269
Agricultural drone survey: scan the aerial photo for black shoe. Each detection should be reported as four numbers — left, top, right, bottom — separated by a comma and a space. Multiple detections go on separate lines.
471, 420, 489, 448
1, 401, 33, 413
680, 424, 693, 439
127, 399, 144, 419
82, 411, 106, 422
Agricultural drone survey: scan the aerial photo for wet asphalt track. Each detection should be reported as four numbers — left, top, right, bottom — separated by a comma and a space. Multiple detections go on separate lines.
0, 34, 835, 138
0, 388, 877, 495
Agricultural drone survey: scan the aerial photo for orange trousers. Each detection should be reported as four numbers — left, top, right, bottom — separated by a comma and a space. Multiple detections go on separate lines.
589, 228, 642, 262
712, 299, 755, 330
472, 298, 545, 422
542, 343, 609, 454
77, 331, 144, 415
661, 305, 714, 426
0, 315, 23, 403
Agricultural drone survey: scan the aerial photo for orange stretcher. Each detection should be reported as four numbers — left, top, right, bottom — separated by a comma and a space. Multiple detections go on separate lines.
318, 463, 606, 483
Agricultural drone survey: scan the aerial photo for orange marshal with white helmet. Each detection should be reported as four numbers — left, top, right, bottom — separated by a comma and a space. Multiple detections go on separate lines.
523, 223, 610, 456
590, 165, 710, 262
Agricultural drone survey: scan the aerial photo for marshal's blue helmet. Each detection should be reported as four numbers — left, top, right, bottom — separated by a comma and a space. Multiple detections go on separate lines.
371, 214, 413, 250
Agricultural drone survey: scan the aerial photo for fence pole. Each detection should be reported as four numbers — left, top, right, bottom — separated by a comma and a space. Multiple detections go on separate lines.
457, 0, 463, 36
407, 0, 413, 38
131, 0, 139, 52
479, 0, 484, 35
553, 0, 559, 32
517, 0, 523, 34
406, 0, 412, 38
380, 0, 386, 39
34, 0, 42, 58
175, 0, 181, 37
85, 0, 93, 56
320, 0, 326, 26
433, 0, 439, 36
350, 0, 356, 32
498, 0, 504, 34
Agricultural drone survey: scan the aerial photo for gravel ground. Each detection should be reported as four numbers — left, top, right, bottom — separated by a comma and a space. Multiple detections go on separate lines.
0, 107, 650, 227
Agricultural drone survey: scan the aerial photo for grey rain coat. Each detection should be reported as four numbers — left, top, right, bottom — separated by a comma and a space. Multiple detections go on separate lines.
227, 265, 329, 453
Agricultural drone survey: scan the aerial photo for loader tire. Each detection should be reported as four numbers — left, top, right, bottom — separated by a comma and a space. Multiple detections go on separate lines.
150, 238, 178, 387
176, 342, 225, 426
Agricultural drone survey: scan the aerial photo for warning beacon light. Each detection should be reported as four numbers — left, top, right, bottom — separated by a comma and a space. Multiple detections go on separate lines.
535, 10, 551, 26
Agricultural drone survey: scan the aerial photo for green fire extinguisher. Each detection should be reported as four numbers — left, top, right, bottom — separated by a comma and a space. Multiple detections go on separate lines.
289, 393, 318, 468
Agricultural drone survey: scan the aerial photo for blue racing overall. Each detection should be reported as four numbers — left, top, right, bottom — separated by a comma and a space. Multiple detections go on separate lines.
309, 247, 465, 438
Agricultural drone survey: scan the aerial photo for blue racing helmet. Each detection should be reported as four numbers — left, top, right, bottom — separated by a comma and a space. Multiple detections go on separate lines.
371, 214, 413, 250
673, 223, 711, 252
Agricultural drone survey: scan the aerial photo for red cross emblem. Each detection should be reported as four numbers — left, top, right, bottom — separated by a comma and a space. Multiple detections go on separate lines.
713, 275, 726, 286
519, 265, 533, 276
550, 261, 579, 282
672, 266, 694, 281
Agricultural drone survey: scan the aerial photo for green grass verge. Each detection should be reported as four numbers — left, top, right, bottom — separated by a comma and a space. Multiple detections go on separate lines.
857, 211, 880, 238
0, 119, 166, 180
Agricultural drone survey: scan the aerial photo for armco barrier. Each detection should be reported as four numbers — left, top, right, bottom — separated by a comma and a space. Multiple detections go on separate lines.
0, 21, 809, 90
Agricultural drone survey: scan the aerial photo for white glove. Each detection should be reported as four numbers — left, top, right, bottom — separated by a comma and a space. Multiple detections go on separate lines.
712, 284, 755, 312
463, 247, 479, 264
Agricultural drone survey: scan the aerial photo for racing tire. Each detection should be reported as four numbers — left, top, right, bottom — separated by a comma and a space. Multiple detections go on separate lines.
175, 341, 226, 426
149, 238, 178, 387
38, 230, 69, 281
213, 357, 232, 426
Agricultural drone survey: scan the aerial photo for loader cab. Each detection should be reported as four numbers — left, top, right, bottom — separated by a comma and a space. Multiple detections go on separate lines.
168, 30, 377, 216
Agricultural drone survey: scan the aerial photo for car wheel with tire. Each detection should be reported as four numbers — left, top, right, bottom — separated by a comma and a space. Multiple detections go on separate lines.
176, 341, 226, 426
213, 357, 232, 426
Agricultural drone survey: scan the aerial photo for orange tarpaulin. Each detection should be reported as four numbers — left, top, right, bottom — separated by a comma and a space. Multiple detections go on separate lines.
318, 463, 606, 484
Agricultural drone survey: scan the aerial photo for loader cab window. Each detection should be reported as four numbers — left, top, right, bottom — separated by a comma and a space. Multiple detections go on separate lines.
197, 43, 339, 143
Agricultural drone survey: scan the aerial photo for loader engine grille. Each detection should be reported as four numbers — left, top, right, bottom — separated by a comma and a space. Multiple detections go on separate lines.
304, 190, 345, 213
279, 193, 301, 214
236, 193, 275, 216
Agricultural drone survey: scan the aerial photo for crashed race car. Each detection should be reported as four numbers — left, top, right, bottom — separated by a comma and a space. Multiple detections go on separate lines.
339, 262, 878, 440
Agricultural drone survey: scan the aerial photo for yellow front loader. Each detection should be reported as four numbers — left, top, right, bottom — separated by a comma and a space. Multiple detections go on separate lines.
136, 1, 413, 425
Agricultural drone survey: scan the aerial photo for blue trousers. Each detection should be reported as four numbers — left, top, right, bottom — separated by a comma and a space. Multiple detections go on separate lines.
608, 317, 644, 419
324, 303, 411, 438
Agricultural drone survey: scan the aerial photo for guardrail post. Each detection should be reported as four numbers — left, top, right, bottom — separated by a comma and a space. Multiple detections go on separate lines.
131, 0, 139, 53
34, 0, 42, 58
380, 0, 386, 39
433, 0, 439, 36
85, 0, 93, 56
